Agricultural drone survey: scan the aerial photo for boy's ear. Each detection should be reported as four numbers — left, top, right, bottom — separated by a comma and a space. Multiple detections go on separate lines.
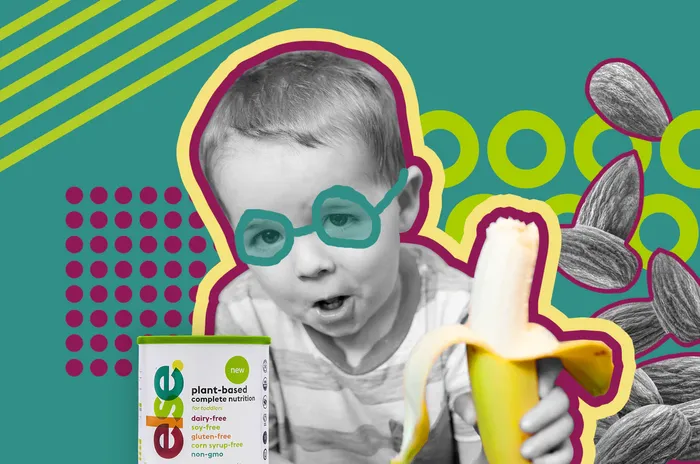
397, 165, 424, 233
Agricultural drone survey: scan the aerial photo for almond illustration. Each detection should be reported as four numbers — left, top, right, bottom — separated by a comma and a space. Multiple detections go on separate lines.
588, 60, 670, 139
676, 398, 700, 461
642, 356, 700, 405
576, 154, 641, 241
649, 252, 700, 343
594, 414, 619, 444
595, 404, 691, 464
560, 225, 638, 290
619, 369, 663, 416
596, 301, 666, 355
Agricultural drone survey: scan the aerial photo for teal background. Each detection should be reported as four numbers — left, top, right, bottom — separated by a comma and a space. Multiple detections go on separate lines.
1, 1, 698, 462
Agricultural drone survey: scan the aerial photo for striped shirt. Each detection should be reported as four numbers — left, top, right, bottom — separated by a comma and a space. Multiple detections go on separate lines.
214, 244, 480, 463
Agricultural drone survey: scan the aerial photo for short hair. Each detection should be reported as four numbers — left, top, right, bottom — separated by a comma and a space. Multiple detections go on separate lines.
199, 50, 405, 192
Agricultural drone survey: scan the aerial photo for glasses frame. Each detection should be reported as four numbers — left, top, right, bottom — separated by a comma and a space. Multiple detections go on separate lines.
234, 168, 409, 266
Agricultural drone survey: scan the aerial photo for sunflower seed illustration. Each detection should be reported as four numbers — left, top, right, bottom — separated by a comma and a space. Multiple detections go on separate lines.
560, 225, 639, 290
588, 60, 670, 139
576, 153, 641, 241
650, 252, 700, 343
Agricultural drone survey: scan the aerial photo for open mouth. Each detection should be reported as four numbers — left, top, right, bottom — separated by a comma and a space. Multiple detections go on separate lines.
314, 295, 349, 311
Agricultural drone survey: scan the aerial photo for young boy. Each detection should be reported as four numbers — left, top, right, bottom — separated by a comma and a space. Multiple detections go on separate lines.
200, 50, 574, 463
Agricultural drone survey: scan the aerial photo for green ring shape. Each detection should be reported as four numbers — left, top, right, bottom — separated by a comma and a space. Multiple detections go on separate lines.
545, 194, 581, 218
629, 194, 698, 269
659, 110, 700, 188
234, 169, 408, 266
487, 110, 566, 189
574, 114, 652, 182
444, 193, 492, 243
421, 110, 479, 188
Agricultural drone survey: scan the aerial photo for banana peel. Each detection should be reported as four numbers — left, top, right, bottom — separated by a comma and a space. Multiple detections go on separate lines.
391, 216, 617, 464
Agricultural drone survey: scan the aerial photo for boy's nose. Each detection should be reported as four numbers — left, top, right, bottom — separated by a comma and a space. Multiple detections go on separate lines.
291, 234, 335, 279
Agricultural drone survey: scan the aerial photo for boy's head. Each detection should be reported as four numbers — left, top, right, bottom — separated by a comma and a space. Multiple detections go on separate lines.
200, 50, 423, 339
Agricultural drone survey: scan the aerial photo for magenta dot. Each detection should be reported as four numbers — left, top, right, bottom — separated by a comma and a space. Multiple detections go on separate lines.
66, 187, 83, 204
90, 236, 108, 253
90, 335, 108, 353
66, 261, 83, 278
66, 285, 83, 303
140, 285, 157, 303
66, 334, 83, 352
66, 211, 83, 229
115, 187, 132, 204
189, 212, 204, 229
66, 359, 83, 376
140, 211, 157, 229
165, 187, 182, 204
90, 261, 108, 278
66, 236, 83, 253
115, 310, 132, 328
188, 311, 193, 325
90, 187, 108, 204
115, 236, 132, 253
140, 187, 157, 204
165, 286, 182, 303
140, 261, 157, 278
115, 211, 132, 229
90, 212, 108, 229
165, 236, 181, 253
90, 310, 108, 328
164, 212, 182, 229
189, 236, 207, 253
140, 236, 157, 253
165, 310, 182, 327
115, 359, 133, 376
90, 359, 108, 376
115, 285, 132, 303
140, 310, 157, 327
66, 310, 83, 327
189, 285, 198, 302
90, 285, 108, 303
189, 261, 206, 278
164, 261, 182, 278
115, 334, 133, 352
115, 261, 132, 278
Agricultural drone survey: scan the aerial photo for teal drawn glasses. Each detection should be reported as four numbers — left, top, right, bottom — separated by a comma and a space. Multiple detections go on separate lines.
234, 169, 409, 266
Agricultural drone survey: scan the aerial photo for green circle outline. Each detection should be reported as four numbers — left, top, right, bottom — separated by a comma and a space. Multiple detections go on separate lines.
659, 110, 700, 188
629, 194, 698, 269
421, 110, 479, 188
487, 110, 566, 189
574, 114, 652, 181
545, 194, 581, 218
445, 193, 492, 243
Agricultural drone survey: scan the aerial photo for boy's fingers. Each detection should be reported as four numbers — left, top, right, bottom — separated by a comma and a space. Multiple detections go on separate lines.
537, 358, 564, 398
532, 442, 574, 464
520, 414, 574, 460
453, 392, 477, 426
521, 387, 570, 433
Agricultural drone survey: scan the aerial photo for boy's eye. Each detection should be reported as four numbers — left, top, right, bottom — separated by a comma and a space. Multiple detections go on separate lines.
327, 214, 351, 227
254, 230, 282, 245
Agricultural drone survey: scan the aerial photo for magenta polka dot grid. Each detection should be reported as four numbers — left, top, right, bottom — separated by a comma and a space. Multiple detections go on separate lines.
64, 186, 214, 378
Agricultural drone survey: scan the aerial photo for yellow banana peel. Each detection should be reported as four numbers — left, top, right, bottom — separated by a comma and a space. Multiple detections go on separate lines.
391, 216, 616, 464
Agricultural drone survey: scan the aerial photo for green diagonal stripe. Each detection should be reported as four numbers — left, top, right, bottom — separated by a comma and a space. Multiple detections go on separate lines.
0, 0, 296, 173
0, 0, 177, 103
0, 0, 69, 42
0, 0, 119, 71
0, 0, 238, 139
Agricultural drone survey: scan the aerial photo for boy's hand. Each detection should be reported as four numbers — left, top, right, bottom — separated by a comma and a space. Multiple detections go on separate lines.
454, 358, 574, 463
